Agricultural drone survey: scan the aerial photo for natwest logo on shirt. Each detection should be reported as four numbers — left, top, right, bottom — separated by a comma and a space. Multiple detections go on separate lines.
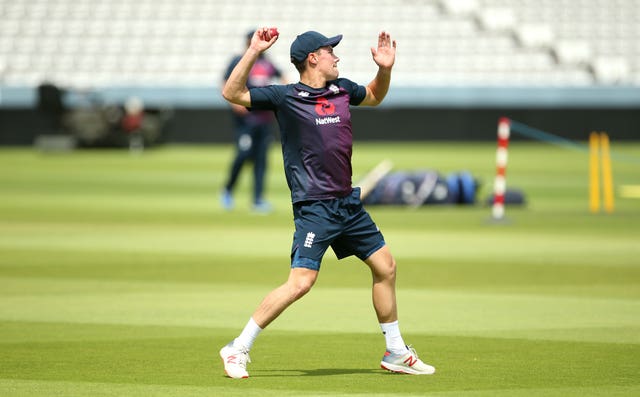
315, 97, 335, 116
315, 115, 340, 125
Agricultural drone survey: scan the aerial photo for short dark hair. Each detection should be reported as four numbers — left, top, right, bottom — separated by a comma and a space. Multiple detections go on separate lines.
292, 57, 306, 73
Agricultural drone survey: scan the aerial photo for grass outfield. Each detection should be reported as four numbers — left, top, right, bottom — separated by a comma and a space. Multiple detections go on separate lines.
1, 142, 639, 397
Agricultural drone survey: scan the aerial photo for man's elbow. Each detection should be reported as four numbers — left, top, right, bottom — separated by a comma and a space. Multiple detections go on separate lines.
363, 86, 387, 107
369, 96, 383, 107
222, 86, 249, 106
221, 86, 233, 103
361, 95, 383, 107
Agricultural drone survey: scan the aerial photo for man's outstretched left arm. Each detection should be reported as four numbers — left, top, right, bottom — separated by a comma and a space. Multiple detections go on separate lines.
360, 31, 397, 107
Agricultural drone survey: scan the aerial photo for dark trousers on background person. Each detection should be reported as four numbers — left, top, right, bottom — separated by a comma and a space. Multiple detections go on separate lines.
224, 122, 272, 207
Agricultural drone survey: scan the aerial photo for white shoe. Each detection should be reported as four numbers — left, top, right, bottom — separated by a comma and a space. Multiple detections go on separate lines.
220, 342, 251, 378
380, 345, 436, 375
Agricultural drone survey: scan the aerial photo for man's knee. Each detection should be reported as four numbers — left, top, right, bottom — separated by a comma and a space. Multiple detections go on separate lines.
366, 247, 396, 282
287, 269, 317, 300
380, 256, 396, 281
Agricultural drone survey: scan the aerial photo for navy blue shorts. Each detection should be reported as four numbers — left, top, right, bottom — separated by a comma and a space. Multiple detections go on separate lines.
290, 187, 386, 271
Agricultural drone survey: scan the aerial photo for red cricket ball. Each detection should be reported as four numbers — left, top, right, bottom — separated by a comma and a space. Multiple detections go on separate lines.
264, 27, 279, 40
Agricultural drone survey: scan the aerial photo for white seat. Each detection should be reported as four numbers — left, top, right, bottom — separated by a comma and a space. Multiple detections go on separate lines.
515, 24, 555, 49
553, 40, 592, 66
440, 0, 479, 16
591, 57, 631, 84
476, 7, 517, 32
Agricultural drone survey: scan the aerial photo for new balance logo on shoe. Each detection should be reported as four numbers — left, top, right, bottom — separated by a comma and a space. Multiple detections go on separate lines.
404, 355, 418, 367
304, 232, 315, 248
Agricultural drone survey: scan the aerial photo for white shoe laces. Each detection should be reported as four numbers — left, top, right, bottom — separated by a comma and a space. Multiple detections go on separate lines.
237, 347, 251, 366
407, 345, 419, 358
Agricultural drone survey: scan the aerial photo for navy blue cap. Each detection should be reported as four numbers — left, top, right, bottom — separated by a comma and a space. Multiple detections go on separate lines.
290, 31, 342, 63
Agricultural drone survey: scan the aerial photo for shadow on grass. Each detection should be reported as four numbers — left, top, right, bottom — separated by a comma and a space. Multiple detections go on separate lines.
250, 368, 391, 377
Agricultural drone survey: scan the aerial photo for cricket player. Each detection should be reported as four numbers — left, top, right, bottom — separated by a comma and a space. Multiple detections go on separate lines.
219, 27, 435, 378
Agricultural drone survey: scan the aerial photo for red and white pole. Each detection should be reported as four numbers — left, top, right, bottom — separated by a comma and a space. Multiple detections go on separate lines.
492, 117, 511, 219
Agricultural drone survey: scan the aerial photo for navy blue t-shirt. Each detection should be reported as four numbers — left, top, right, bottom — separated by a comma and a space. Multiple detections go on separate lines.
249, 79, 366, 203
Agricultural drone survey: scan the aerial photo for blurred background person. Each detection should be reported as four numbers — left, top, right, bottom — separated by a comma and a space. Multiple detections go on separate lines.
220, 30, 286, 214
37, 81, 67, 136
121, 96, 145, 154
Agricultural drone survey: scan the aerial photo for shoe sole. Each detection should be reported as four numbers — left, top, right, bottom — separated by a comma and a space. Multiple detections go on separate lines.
223, 367, 249, 379
380, 362, 436, 375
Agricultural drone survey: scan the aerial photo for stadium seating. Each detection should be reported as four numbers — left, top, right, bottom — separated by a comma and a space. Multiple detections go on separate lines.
0, 0, 638, 88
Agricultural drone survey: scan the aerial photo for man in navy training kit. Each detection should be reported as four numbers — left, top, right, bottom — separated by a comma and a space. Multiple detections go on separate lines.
221, 30, 284, 213
220, 27, 436, 378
